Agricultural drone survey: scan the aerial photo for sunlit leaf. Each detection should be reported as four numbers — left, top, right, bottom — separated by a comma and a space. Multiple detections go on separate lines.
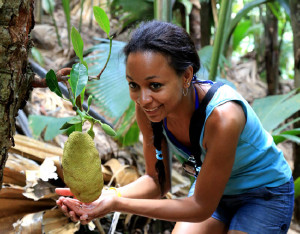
273, 129, 300, 144
93, 6, 110, 36
226, 0, 270, 43
71, 26, 84, 62
233, 20, 251, 50
42, 0, 55, 14
294, 177, 300, 198
69, 63, 88, 99
62, 0, 71, 49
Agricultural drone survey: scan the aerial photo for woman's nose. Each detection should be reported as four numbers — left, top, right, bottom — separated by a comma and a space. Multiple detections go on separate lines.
138, 89, 152, 106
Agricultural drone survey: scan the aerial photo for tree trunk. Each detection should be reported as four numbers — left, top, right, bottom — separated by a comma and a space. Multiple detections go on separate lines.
290, 0, 300, 224
200, 1, 212, 48
0, 0, 35, 190
264, 6, 279, 95
189, 3, 201, 50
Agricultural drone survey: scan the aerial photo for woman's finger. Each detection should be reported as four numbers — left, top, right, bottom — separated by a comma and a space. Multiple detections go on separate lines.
61, 203, 71, 217
69, 210, 79, 222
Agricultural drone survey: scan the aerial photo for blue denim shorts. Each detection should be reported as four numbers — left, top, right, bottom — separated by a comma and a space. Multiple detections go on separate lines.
188, 177, 294, 233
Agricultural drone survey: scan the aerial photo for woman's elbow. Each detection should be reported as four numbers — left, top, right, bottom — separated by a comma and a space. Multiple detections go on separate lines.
188, 198, 216, 222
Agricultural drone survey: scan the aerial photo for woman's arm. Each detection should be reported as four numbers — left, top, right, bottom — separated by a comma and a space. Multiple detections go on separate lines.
119, 103, 171, 198
59, 101, 246, 224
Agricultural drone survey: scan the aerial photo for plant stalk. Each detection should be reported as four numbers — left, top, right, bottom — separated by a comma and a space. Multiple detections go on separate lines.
209, 0, 233, 81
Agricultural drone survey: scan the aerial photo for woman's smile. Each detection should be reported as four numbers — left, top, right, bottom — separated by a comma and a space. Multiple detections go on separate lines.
126, 52, 186, 122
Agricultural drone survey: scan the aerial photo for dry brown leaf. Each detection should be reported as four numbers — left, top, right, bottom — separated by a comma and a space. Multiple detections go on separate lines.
0, 184, 56, 217
10, 134, 64, 179
13, 208, 79, 234
104, 158, 140, 187
3, 153, 40, 187
23, 179, 57, 201
171, 169, 191, 198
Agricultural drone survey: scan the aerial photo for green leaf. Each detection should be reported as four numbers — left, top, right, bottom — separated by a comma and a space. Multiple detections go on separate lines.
85, 39, 131, 120
63, 124, 77, 136
226, 0, 270, 45
87, 95, 93, 107
74, 122, 83, 132
29, 115, 73, 141
31, 47, 45, 66
273, 117, 300, 135
45, 69, 62, 98
276, 0, 290, 17
69, 63, 88, 99
60, 122, 73, 130
273, 134, 300, 145
252, 90, 300, 132
294, 177, 300, 199
42, 0, 55, 14
233, 20, 251, 50
87, 128, 95, 139
80, 87, 86, 105
62, 0, 71, 49
67, 115, 82, 124
93, 6, 110, 36
115, 100, 136, 137
83, 60, 88, 70
71, 26, 84, 62
177, 0, 193, 14
121, 121, 140, 147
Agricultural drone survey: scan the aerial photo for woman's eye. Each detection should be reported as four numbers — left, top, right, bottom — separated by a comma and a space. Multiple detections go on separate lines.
128, 82, 137, 89
150, 83, 162, 90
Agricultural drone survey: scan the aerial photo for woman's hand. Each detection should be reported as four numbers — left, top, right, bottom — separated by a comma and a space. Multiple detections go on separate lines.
55, 188, 118, 224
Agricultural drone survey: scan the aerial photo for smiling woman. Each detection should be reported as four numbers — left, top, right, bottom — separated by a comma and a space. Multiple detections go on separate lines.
56, 20, 294, 234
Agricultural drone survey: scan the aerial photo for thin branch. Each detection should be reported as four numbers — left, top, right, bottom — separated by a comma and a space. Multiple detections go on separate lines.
96, 37, 113, 79
31, 74, 69, 88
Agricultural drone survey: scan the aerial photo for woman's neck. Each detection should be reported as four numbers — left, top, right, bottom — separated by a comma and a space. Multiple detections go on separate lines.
165, 84, 197, 132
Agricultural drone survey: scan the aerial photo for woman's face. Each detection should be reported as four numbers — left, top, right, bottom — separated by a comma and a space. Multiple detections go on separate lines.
126, 51, 185, 122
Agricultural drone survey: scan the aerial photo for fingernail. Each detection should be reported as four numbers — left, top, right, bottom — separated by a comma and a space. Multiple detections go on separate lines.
80, 214, 88, 220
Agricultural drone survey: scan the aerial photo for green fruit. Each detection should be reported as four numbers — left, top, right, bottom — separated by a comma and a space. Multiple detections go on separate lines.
87, 128, 95, 139
62, 131, 103, 203
101, 123, 116, 136
87, 95, 93, 107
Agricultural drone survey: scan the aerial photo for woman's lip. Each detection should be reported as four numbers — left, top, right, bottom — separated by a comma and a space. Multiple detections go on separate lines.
144, 105, 162, 112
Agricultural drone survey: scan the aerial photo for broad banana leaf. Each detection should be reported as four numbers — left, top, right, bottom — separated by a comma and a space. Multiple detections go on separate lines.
252, 89, 300, 133
29, 115, 73, 141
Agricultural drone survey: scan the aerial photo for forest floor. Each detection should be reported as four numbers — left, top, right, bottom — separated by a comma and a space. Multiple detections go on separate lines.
2, 1, 299, 233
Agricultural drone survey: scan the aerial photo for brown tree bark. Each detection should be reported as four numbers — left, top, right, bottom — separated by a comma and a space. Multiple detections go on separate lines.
189, 1, 201, 50
290, 0, 300, 224
264, 6, 279, 95
200, 1, 212, 48
0, 0, 35, 190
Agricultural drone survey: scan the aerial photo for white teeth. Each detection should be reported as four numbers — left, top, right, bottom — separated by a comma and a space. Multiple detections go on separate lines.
144, 106, 159, 112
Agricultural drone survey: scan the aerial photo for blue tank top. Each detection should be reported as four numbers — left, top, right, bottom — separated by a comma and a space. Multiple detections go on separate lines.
163, 83, 292, 195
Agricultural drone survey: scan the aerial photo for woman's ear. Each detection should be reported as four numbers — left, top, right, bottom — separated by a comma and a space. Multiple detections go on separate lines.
182, 66, 194, 88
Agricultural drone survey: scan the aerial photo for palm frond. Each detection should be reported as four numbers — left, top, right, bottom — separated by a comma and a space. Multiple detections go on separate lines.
84, 38, 131, 123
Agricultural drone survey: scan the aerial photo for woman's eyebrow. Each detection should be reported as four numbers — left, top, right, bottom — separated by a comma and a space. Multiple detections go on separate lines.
126, 74, 159, 81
